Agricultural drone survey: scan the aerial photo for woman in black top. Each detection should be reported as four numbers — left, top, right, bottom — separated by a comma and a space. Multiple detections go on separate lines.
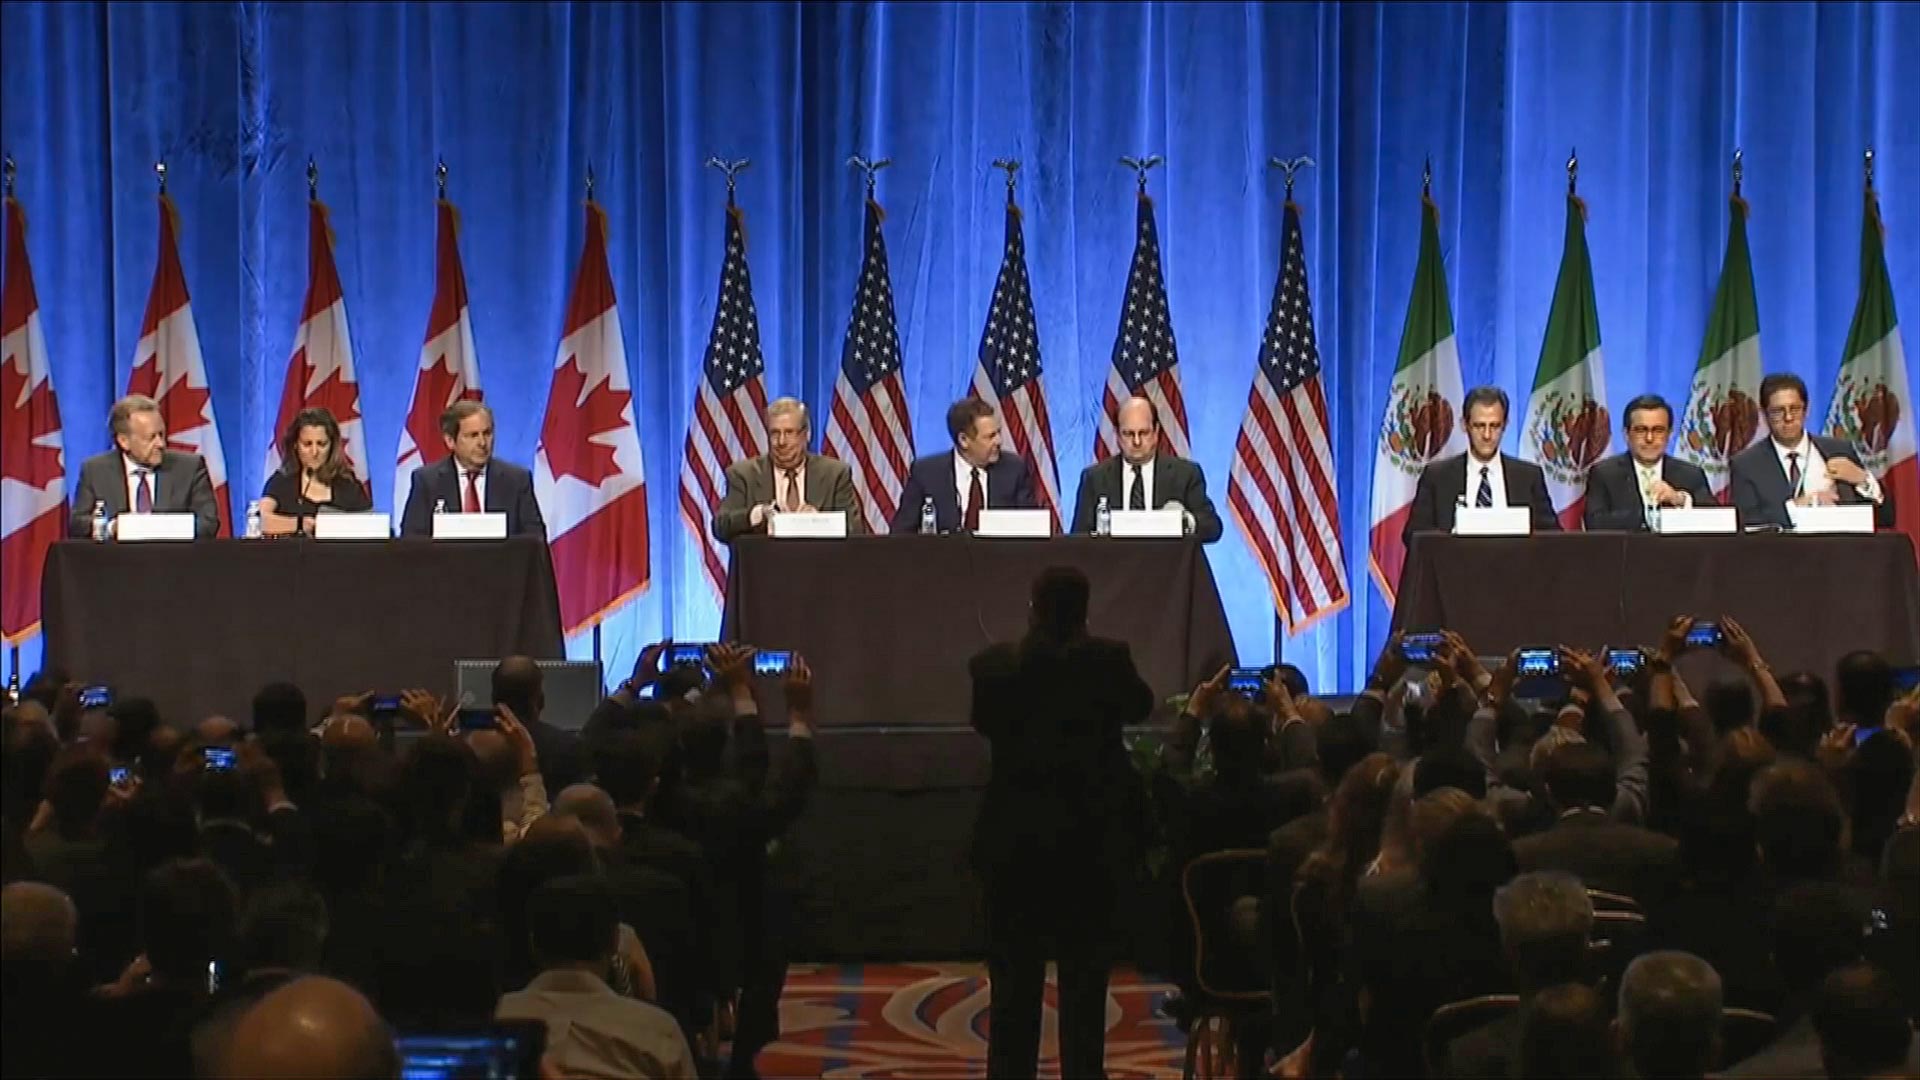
259, 407, 370, 535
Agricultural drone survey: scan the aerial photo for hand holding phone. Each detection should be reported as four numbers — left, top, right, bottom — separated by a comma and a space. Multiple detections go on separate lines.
79, 685, 112, 710
1604, 647, 1647, 679
202, 746, 237, 772
1400, 632, 1445, 665
753, 650, 793, 677
1515, 647, 1561, 679
1226, 668, 1267, 700
1685, 621, 1725, 649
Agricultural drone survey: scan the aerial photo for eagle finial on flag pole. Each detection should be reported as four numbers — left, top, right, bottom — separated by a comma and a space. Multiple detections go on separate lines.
1270, 155, 1315, 202
848, 155, 892, 198
1120, 154, 1164, 193
992, 158, 1020, 204
705, 157, 751, 206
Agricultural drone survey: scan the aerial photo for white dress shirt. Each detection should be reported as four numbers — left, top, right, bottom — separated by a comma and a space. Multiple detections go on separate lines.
122, 454, 159, 512
456, 465, 488, 511
495, 969, 697, 1080
1464, 453, 1507, 508
1124, 458, 1156, 510
954, 454, 988, 517
1772, 436, 1882, 508
1635, 458, 1692, 516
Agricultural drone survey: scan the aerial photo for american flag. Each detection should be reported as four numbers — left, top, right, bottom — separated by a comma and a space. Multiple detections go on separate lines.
1097, 191, 1189, 460
1228, 200, 1349, 633
970, 197, 1062, 529
678, 200, 769, 598
822, 197, 913, 534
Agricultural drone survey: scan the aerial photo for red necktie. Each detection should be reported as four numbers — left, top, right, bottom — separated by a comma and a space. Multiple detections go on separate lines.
463, 470, 482, 513
964, 469, 984, 532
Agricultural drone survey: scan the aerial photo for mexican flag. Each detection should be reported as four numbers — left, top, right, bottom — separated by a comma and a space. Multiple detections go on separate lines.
1520, 192, 1611, 531
1676, 193, 1764, 493
1369, 193, 1466, 602
1825, 183, 1917, 548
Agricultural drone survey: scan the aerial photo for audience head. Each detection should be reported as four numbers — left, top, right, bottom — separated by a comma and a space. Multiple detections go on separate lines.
1751, 760, 1848, 882
106, 697, 161, 765
1709, 725, 1778, 810
765, 396, 810, 470
1494, 871, 1595, 994
239, 882, 330, 976
400, 735, 477, 844
1519, 982, 1619, 1079
552, 784, 622, 850
1759, 371, 1811, 447
491, 656, 545, 727
1542, 740, 1618, 816
526, 873, 620, 978
594, 729, 665, 811
219, 975, 399, 1080
252, 683, 309, 738
1462, 385, 1509, 461
1616, 951, 1723, 1080
140, 857, 239, 986
1304, 752, 1400, 908
1115, 395, 1161, 466
1313, 713, 1371, 788
1407, 787, 1481, 864
1834, 650, 1895, 730
44, 744, 110, 839
1412, 745, 1487, 800
1849, 729, 1915, 861
1420, 810, 1516, 914
464, 728, 519, 794
280, 406, 349, 482
947, 396, 1002, 467
1812, 962, 1913, 1080
110, 393, 167, 467
1027, 566, 1091, 642
1, 881, 78, 985
1770, 882, 1868, 1002
1704, 678, 1756, 734
310, 795, 391, 896
439, 399, 494, 472
1207, 700, 1266, 785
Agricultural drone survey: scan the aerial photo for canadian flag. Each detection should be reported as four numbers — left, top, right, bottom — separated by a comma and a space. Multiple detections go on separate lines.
534, 200, 649, 634
127, 195, 231, 536
267, 198, 368, 484
394, 198, 482, 506
2, 188, 67, 643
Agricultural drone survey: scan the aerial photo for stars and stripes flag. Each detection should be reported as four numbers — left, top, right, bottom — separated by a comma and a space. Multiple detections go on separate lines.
969, 193, 1062, 529
821, 196, 913, 534
394, 198, 482, 506
1229, 198, 1348, 633
2, 183, 66, 644
127, 193, 232, 536
677, 198, 769, 598
535, 199, 650, 633
266, 197, 368, 485
1096, 190, 1189, 460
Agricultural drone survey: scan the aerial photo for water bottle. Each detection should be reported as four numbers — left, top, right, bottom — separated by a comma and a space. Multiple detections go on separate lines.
90, 501, 108, 543
1095, 495, 1111, 537
434, 498, 446, 514
245, 500, 263, 539
919, 497, 937, 535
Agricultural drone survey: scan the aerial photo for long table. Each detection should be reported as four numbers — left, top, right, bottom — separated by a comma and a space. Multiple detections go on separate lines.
42, 537, 566, 725
721, 535, 1238, 729
1393, 532, 1920, 676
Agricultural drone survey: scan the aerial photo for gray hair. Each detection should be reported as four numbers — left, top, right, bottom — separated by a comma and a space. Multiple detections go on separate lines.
767, 397, 810, 429
1493, 870, 1594, 952
1528, 723, 1587, 774
109, 394, 161, 438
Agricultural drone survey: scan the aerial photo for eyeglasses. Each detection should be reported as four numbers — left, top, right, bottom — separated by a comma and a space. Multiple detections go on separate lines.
1628, 425, 1670, 438
1765, 405, 1806, 421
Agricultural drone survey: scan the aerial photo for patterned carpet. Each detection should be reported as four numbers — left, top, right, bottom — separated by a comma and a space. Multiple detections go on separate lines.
753, 962, 1188, 1079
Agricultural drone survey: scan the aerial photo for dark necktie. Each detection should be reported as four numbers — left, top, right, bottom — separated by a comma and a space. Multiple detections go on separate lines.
463, 470, 482, 513
783, 468, 801, 512
1129, 465, 1146, 510
134, 469, 153, 513
1787, 452, 1801, 493
1475, 465, 1493, 508
964, 468, 984, 532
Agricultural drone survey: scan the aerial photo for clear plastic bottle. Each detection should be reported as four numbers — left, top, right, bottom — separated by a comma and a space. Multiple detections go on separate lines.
1095, 495, 1111, 537
245, 500, 263, 539
919, 497, 937, 535
90, 501, 108, 543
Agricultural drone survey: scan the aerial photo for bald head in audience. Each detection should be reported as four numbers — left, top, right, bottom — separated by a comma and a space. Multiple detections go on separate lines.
197, 716, 242, 745
2, 882, 78, 979
553, 783, 623, 850
220, 975, 398, 1079
321, 714, 377, 754
1616, 951, 1723, 1080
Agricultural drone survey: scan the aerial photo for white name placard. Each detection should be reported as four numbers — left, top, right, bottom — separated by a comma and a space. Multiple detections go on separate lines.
975, 509, 1053, 538
1787, 503, 1874, 535
1650, 507, 1737, 535
314, 513, 393, 541
768, 511, 848, 538
116, 513, 196, 542
432, 512, 507, 540
1452, 506, 1531, 537
1108, 508, 1185, 538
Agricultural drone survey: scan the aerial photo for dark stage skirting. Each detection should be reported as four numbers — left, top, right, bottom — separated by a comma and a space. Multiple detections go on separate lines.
722, 535, 1239, 729
1393, 532, 1920, 672
42, 537, 567, 725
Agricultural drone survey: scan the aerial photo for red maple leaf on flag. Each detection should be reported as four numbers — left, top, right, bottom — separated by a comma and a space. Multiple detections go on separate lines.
541, 356, 629, 487
405, 358, 464, 464
127, 359, 212, 453
1, 358, 63, 487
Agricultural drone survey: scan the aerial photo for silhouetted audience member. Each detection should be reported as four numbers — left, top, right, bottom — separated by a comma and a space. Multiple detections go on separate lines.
85, 858, 239, 1078
1517, 982, 1619, 1080
1615, 951, 1723, 1080
1811, 962, 1918, 1080
218, 974, 400, 1080
2, 881, 87, 1079
1443, 870, 1594, 1077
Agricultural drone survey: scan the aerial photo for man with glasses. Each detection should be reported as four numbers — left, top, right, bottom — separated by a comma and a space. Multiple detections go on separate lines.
711, 397, 864, 541
1402, 385, 1561, 545
1582, 394, 1717, 531
1067, 396, 1223, 542
1729, 373, 1888, 529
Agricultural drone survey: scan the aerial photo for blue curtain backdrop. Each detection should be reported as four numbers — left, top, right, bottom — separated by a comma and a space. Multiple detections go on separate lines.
3, 1, 1916, 696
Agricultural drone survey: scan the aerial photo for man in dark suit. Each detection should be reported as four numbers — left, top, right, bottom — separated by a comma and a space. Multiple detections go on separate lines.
397, 401, 545, 537
1729, 372, 1892, 529
68, 394, 221, 538
969, 567, 1154, 1080
1401, 386, 1561, 546
890, 397, 1038, 533
1067, 395, 1223, 542
1583, 393, 1718, 531
1513, 740, 1681, 910
711, 397, 864, 541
